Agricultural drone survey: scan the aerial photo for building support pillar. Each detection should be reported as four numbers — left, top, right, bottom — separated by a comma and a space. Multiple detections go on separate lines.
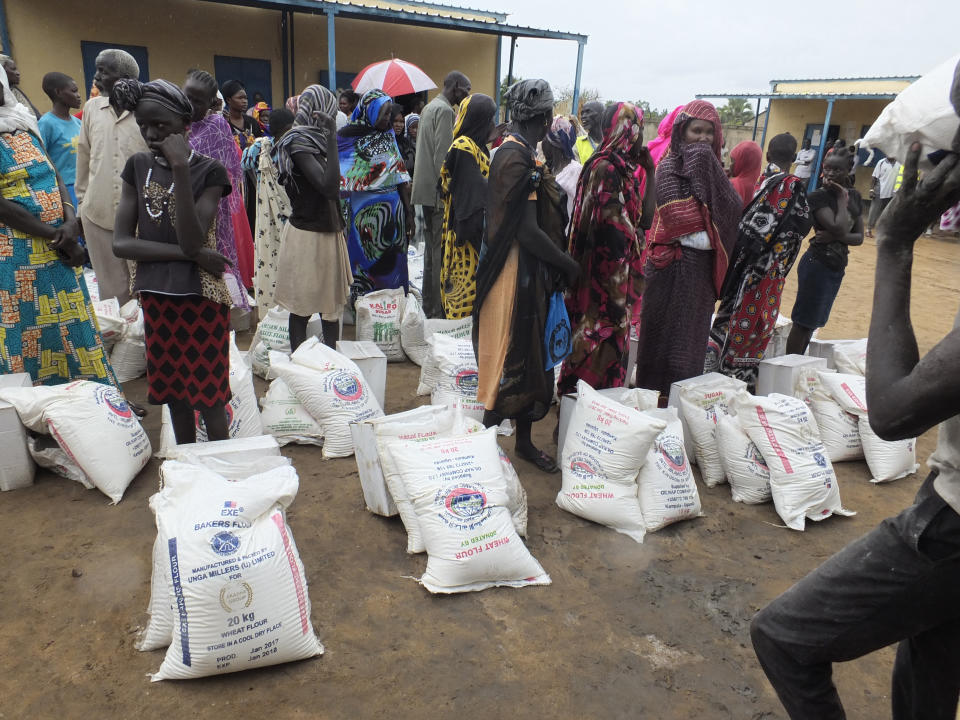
571, 40, 585, 115
281, 10, 290, 100
759, 100, 772, 150
504, 35, 516, 121
752, 96, 760, 141
810, 98, 835, 191
494, 34, 502, 119
326, 10, 336, 92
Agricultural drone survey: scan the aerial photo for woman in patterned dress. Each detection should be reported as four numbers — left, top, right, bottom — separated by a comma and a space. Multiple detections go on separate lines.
0, 66, 118, 388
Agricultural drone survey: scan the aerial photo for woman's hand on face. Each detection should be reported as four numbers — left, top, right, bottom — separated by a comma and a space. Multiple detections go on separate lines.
877, 142, 960, 250
159, 134, 193, 169
193, 247, 232, 276
637, 146, 655, 173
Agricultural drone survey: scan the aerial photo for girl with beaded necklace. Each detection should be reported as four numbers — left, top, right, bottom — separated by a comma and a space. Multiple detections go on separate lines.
112, 78, 234, 444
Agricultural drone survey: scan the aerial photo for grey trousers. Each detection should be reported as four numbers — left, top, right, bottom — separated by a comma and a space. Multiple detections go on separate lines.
751, 472, 960, 719
81, 216, 132, 305
420, 205, 445, 319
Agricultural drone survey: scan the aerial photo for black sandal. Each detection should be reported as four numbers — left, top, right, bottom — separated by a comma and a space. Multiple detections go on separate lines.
128, 400, 148, 418
517, 448, 560, 474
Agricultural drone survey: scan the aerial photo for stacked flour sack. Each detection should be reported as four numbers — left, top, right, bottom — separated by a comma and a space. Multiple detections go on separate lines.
556, 381, 703, 543
138, 451, 324, 680
269, 338, 384, 458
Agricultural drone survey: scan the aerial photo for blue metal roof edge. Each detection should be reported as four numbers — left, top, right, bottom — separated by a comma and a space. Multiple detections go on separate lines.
696, 92, 899, 100
197, 0, 586, 42
769, 75, 919, 83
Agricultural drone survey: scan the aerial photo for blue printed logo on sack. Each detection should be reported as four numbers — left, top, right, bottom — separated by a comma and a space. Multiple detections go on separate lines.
659, 436, 687, 472
438, 482, 491, 529
331, 372, 364, 402
454, 367, 479, 395
210, 531, 241, 556
98, 386, 133, 419
569, 452, 601, 480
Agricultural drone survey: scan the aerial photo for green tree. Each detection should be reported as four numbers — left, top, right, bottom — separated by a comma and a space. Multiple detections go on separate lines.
718, 98, 755, 126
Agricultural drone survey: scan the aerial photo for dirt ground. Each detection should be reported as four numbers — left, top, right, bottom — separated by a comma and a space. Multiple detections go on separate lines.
2, 232, 958, 720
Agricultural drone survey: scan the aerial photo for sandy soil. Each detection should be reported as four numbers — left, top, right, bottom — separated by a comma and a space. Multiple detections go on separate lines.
1, 232, 958, 720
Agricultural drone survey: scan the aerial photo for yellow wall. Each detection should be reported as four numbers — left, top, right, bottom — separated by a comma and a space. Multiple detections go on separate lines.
773, 78, 914, 96
5, 0, 497, 110
763, 97, 891, 195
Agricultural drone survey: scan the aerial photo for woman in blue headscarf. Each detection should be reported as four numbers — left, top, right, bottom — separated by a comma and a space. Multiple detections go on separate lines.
337, 89, 413, 302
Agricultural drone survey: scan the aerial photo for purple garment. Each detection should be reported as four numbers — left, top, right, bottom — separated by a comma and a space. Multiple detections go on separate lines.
188, 113, 249, 309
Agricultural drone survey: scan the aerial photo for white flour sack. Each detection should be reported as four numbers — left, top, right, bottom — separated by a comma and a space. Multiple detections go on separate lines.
92, 297, 124, 350
259, 379, 323, 446
0, 381, 151, 503
678, 376, 746, 487
356, 288, 406, 362
716, 414, 771, 504
557, 380, 667, 543
832, 339, 868, 376
636, 408, 703, 532
399, 292, 428, 366
818, 373, 918, 483
149, 460, 323, 680
795, 368, 862, 463
416, 317, 474, 395
386, 428, 549, 593
429, 333, 485, 421
734, 392, 854, 531
249, 305, 323, 379
270, 342, 384, 458
110, 299, 147, 383
376, 408, 528, 554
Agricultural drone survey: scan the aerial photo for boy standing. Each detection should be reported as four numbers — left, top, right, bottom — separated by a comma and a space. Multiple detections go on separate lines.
38, 73, 82, 206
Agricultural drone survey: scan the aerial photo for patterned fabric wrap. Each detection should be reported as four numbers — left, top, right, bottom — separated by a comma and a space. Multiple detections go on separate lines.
558, 102, 646, 395
0, 131, 117, 386
272, 84, 338, 189
544, 115, 578, 162
337, 89, 410, 192
141, 292, 231, 409
705, 172, 812, 388
648, 100, 741, 297
251, 136, 292, 316
188, 113, 251, 308
340, 189, 408, 303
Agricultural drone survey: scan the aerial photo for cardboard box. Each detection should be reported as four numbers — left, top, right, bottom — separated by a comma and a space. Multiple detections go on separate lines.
756, 354, 829, 397
667, 372, 734, 464
336, 340, 387, 410
0, 373, 36, 491
164, 434, 281, 465
807, 338, 865, 370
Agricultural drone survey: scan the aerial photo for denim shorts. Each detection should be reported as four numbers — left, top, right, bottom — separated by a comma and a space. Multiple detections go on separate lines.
791, 251, 845, 329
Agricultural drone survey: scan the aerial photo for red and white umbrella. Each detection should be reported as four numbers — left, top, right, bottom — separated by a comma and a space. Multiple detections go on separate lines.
352, 58, 437, 97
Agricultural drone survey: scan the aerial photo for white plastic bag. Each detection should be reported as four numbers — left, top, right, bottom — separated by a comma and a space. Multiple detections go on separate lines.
355, 288, 406, 362
399, 293, 428, 366
416, 317, 473, 396
735, 391, 854, 531
678, 376, 746, 487
110, 300, 147, 383
148, 460, 323, 680
260, 379, 324, 446
386, 428, 549, 593
556, 381, 667, 543
716, 414, 771, 504
636, 408, 703, 532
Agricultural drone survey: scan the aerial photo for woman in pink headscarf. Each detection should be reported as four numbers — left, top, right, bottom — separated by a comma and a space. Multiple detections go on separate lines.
634, 105, 683, 194
729, 140, 763, 207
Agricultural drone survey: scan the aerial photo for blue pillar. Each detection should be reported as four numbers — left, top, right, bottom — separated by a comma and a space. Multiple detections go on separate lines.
759, 99, 772, 150
0, 0, 10, 56
809, 98, 835, 192
326, 10, 337, 93
504, 36, 516, 122
281, 10, 289, 100
571, 41, 585, 115
494, 35, 502, 120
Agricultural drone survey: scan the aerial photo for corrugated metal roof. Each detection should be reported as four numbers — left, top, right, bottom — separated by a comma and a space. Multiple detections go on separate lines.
770, 75, 920, 83
696, 92, 899, 100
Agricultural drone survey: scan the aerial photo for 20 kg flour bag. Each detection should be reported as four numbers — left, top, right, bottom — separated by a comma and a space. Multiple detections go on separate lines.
387, 428, 549, 593
832, 339, 868, 376
0, 381, 151, 503
429, 334, 484, 421
259, 379, 324, 446
735, 392, 854, 530
678, 376, 746, 487
794, 370, 863, 463
716, 414, 771, 504
557, 380, 667, 543
636, 408, 703, 532
149, 460, 323, 680
356, 288, 406, 362
416, 317, 473, 395
399, 293, 428, 366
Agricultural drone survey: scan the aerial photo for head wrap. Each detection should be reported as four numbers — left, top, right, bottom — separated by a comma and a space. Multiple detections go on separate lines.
252, 101, 271, 133
728, 140, 763, 207
405, 113, 419, 135
670, 99, 723, 160
285, 95, 299, 114
544, 115, 577, 162
647, 105, 683, 167
453, 94, 497, 146
112, 78, 193, 119
0, 66, 38, 135
271, 83, 338, 188
505, 79, 554, 122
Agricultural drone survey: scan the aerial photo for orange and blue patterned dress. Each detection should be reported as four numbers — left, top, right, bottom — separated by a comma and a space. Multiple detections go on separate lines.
0, 129, 116, 386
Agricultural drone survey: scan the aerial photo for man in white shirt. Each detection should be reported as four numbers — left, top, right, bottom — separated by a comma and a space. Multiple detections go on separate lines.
793, 137, 817, 182
867, 154, 901, 237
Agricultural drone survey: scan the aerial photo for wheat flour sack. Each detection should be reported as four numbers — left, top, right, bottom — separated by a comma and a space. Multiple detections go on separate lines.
678, 376, 747, 487
148, 459, 323, 680
110, 299, 147, 383
269, 340, 384, 458
716, 414, 772, 504
636, 408, 703, 532
831, 339, 868, 376
794, 368, 863, 463
399, 293, 428, 366
734, 392, 854, 530
557, 380, 667, 543
375, 407, 528, 554
416, 317, 474, 396
429, 333, 485, 420
818, 372, 919, 483
0, 381, 151, 503
356, 288, 406, 361
386, 428, 549, 593
259, 379, 324, 446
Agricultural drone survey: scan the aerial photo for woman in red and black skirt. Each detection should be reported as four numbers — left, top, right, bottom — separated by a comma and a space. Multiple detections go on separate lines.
112, 78, 234, 444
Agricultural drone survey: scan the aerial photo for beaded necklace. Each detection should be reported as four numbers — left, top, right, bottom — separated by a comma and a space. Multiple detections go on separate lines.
144, 150, 196, 221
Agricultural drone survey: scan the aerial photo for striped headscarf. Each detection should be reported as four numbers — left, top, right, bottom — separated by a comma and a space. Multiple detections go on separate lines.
271, 84, 338, 188
544, 115, 577, 162
112, 78, 193, 119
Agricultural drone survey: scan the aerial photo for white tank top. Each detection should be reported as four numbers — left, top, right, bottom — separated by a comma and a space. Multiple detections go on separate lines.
930, 307, 960, 514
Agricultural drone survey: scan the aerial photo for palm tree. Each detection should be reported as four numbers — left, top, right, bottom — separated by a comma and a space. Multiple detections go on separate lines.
718, 98, 754, 126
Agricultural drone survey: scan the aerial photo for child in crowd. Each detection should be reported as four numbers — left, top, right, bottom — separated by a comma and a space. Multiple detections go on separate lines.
111, 78, 234, 444
38, 72, 83, 207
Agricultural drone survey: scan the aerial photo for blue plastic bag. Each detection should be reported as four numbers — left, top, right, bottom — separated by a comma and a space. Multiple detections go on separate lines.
543, 291, 572, 371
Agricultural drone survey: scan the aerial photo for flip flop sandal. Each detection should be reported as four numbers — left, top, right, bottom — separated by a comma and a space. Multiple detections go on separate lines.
128, 400, 148, 419
518, 448, 560, 474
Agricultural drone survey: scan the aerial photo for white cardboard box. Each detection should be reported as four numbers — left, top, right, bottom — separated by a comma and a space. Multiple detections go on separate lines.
163, 434, 280, 464
807, 338, 864, 370
667, 372, 733, 465
0, 373, 36, 491
336, 340, 387, 410
756, 354, 829, 397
